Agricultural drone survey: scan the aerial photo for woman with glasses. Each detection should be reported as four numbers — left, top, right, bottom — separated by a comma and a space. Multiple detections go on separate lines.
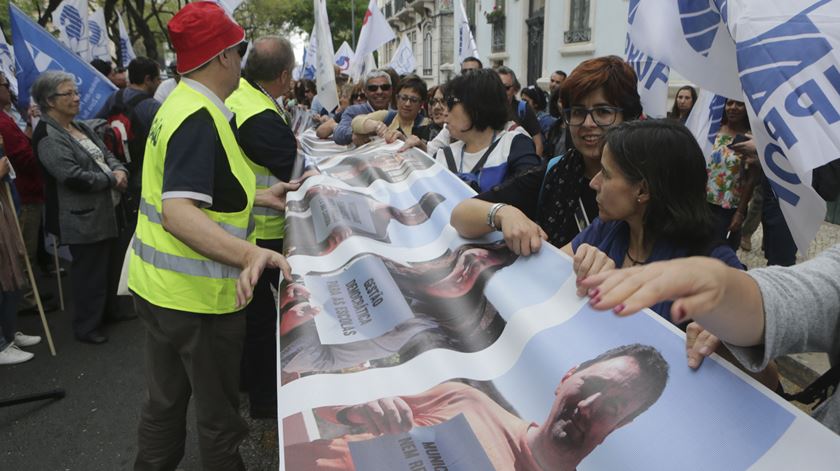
31, 71, 128, 345
352, 74, 431, 145
430, 69, 540, 193
451, 55, 641, 254
425, 85, 447, 141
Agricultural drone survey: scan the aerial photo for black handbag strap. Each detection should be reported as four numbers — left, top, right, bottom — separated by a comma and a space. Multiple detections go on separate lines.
443, 145, 457, 173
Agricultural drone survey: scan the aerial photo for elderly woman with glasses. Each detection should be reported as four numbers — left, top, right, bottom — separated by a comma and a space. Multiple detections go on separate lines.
352, 74, 432, 146
450, 55, 641, 256
31, 71, 128, 345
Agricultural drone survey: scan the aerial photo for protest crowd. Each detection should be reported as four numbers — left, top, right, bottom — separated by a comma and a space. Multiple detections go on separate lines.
2, 0, 840, 469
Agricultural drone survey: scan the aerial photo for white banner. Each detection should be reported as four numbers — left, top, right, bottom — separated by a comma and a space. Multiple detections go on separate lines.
454, 0, 479, 65
116, 12, 135, 68
314, 0, 339, 113
388, 34, 416, 75
301, 26, 317, 80
627, 0, 741, 98
87, 8, 110, 62
334, 41, 354, 74
625, 0, 670, 118
276, 134, 840, 470
349, 0, 395, 81
53, 0, 91, 61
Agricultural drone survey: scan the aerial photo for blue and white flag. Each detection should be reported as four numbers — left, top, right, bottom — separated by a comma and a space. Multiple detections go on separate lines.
684, 89, 727, 162
389, 34, 416, 75
88, 8, 111, 62
116, 12, 136, 68
0, 26, 19, 96
10, 4, 117, 119
625, 0, 670, 118
314, 0, 339, 113
301, 26, 318, 81
334, 41, 354, 74
454, 0, 479, 65
726, 0, 840, 253
627, 0, 741, 99
53, 0, 91, 61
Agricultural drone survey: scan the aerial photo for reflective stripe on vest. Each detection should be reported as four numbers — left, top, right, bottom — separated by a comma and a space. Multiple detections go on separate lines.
132, 236, 239, 279
138, 197, 249, 240
255, 174, 280, 188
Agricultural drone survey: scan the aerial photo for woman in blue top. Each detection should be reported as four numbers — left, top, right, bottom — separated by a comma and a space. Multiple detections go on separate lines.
562, 119, 743, 322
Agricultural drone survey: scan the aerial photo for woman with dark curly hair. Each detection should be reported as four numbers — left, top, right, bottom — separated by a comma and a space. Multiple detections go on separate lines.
451, 55, 642, 254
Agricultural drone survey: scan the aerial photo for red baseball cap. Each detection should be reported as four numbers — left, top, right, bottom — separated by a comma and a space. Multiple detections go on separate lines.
167, 2, 246, 75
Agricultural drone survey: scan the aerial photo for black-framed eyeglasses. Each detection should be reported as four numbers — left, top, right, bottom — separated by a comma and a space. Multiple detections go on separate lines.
503, 84, 515, 90
366, 83, 391, 92
563, 106, 623, 127
351, 93, 366, 101
445, 96, 461, 110
397, 94, 421, 104
428, 98, 445, 107
51, 90, 81, 98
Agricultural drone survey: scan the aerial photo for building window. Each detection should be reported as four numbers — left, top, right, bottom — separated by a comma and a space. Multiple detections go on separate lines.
423, 30, 433, 76
565, 0, 591, 43
492, 22, 505, 53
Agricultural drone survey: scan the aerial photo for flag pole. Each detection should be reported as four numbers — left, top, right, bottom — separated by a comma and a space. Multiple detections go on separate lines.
351, 0, 356, 49
4, 181, 57, 356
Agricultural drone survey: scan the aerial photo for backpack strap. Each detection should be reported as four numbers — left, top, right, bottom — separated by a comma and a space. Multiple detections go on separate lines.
537, 154, 565, 208
469, 136, 502, 174
443, 145, 458, 173
383, 110, 397, 126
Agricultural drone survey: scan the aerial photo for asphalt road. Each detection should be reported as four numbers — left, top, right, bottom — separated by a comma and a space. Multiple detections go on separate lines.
0, 271, 279, 471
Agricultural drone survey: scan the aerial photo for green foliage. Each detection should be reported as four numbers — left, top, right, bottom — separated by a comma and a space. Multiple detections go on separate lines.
236, 0, 368, 50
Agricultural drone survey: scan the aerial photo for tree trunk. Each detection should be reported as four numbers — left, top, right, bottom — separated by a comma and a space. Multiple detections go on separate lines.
125, 0, 159, 61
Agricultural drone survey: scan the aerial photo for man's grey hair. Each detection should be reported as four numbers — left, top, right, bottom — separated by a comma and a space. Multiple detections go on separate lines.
365, 69, 392, 85
30, 71, 76, 111
243, 36, 295, 82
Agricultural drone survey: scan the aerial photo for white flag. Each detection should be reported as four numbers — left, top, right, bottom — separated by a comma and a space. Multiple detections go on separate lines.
116, 12, 135, 68
88, 8, 110, 62
625, 0, 669, 118
53, 0, 91, 61
314, 0, 339, 112
454, 0, 479, 65
217, 0, 244, 13
725, 0, 840, 254
627, 0, 741, 98
389, 34, 416, 75
334, 41, 354, 74
684, 89, 727, 163
349, 0, 395, 81
0, 26, 18, 95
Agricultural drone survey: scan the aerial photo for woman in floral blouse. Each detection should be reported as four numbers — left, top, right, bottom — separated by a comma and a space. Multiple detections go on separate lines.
706, 99, 759, 251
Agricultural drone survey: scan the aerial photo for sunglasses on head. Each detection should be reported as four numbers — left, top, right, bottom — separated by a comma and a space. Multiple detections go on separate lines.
366, 83, 391, 92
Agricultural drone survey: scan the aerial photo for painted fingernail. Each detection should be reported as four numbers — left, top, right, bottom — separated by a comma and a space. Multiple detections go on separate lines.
613, 304, 626, 314
588, 288, 600, 297
589, 296, 601, 306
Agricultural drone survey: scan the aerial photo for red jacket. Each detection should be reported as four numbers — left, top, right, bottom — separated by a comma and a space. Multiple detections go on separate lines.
0, 110, 43, 204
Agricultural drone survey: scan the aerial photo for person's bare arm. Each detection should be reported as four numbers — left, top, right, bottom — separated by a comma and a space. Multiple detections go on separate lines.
581, 257, 766, 347
450, 199, 546, 255
533, 133, 544, 157
450, 198, 497, 238
162, 198, 291, 306
315, 119, 337, 139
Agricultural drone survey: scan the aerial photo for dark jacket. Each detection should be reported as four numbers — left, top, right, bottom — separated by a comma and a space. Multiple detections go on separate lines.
33, 114, 127, 244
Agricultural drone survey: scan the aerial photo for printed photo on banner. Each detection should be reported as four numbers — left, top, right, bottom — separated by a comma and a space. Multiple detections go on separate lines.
280, 307, 811, 471
316, 149, 438, 187
279, 240, 518, 383
284, 183, 457, 258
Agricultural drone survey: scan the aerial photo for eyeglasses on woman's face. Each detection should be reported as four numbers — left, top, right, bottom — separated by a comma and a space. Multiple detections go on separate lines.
445, 96, 461, 110
397, 93, 421, 104
563, 106, 623, 127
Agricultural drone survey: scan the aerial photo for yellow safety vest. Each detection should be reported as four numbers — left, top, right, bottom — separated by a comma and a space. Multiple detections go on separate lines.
128, 82, 256, 314
226, 78, 287, 241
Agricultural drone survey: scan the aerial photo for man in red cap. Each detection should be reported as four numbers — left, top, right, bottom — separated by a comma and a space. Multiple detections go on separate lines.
127, 3, 297, 470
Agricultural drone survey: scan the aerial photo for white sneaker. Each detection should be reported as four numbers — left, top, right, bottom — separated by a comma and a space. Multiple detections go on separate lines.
14, 332, 42, 348
0, 344, 34, 365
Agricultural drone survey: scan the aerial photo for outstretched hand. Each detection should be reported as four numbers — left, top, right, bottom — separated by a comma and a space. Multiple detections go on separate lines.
259, 181, 302, 211
572, 243, 615, 296
686, 322, 720, 369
